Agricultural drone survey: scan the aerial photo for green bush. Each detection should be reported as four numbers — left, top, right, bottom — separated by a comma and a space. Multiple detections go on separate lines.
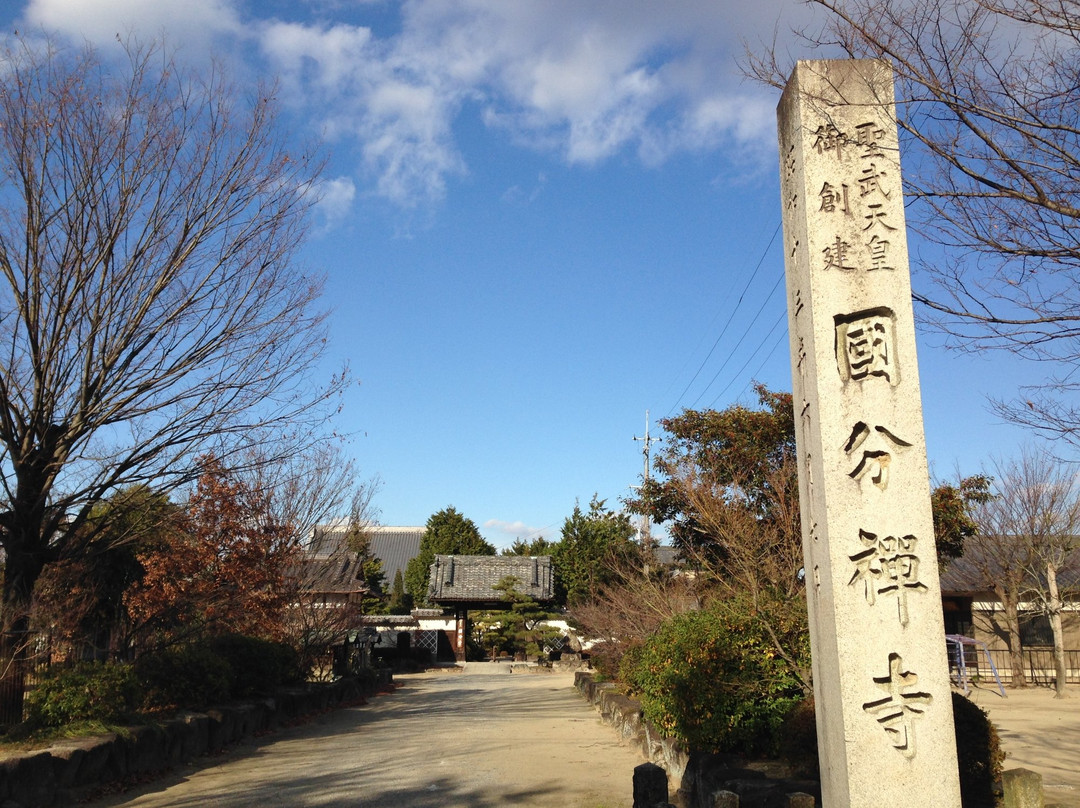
621, 598, 809, 755
136, 642, 234, 710
137, 634, 300, 709
953, 692, 1004, 807
776, 693, 1004, 808
205, 634, 300, 698
26, 661, 143, 727
777, 697, 818, 777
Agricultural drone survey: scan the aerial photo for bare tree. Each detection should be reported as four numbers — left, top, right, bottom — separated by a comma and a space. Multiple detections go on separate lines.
236, 444, 380, 557
957, 496, 1036, 687
568, 555, 706, 677
676, 459, 803, 604
236, 446, 381, 678
974, 447, 1080, 696
674, 456, 811, 693
0, 36, 343, 646
747, 0, 1080, 442
572, 459, 810, 690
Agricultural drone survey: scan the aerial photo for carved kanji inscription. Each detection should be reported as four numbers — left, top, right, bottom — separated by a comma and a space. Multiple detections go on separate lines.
848, 530, 928, 625
863, 653, 932, 759
843, 422, 914, 490
835, 308, 899, 385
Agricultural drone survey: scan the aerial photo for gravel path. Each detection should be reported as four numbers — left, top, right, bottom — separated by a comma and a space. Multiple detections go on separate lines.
88, 665, 644, 808
966, 684, 1080, 808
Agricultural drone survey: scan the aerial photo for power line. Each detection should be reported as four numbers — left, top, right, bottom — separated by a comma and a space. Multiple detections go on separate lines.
737, 323, 791, 400
663, 221, 781, 417
688, 268, 785, 410
707, 308, 787, 408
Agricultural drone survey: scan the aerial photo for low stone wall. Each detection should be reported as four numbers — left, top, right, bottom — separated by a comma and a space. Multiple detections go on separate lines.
574, 672, 690, 795
0, 671, 392, 807
574, 672, 820, 808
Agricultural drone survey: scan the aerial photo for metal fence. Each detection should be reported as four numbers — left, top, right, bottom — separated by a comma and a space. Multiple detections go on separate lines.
966, 648, 1080, 686
0, 661, 49, 725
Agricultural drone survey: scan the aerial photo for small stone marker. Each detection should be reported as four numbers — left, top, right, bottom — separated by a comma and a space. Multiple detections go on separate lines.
1002, 768, 1044, 808
633, 761, 669, 808
777, 59, 961, 807
711, 791, 738, 808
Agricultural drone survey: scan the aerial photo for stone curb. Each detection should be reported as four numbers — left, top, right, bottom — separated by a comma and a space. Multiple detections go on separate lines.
0, 670, 392, 807
574, 672, 690, 797
574, 672, 821, 808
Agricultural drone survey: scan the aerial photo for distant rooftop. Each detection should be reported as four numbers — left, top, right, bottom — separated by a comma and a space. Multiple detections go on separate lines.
300, 552, 371, 595
369, 527, 424, 584
308, 524, 424, 585
428, 555, 554, 604
940, 541, 1080, 596
652, 545, 681, 566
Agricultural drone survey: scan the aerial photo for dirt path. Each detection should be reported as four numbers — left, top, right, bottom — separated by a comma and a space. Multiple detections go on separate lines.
965, 684, 1080, 807
87, 665, 644, 808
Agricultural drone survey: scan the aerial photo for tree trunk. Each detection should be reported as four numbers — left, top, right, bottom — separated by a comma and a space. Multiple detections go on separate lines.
1047, 563, 1069, 697
999, 593, 1028, 687
0, 505, 51, 725
0, 553, 40, 725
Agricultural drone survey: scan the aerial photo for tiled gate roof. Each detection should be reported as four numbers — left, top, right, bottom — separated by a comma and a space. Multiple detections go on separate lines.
428, 555, 554, 604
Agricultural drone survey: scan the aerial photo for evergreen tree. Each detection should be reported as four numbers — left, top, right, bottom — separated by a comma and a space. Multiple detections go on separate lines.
387, 569, 413, 614
502, 536, 558, 556
554, 496, 636, 606
404, 507, 495, 606
344, 521, 386, 614
474, 576, 561, 660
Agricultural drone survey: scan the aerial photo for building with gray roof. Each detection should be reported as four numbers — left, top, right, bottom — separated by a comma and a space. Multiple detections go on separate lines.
308, 524, 424, 586
427, 554, 554, 606
427, 554, 554, 661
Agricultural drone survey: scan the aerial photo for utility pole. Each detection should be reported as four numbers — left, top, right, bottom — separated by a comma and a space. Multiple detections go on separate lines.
634, 410, 660, 554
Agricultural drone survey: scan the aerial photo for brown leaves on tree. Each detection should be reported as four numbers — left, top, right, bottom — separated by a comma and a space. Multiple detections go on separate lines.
125, 457, 298, 646
630, 384, 796, 555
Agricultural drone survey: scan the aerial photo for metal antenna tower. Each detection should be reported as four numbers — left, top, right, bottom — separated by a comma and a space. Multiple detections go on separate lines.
634, 410, 660, 552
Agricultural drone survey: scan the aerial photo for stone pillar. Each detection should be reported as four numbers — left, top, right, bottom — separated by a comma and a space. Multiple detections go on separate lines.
777, 59, 961, 807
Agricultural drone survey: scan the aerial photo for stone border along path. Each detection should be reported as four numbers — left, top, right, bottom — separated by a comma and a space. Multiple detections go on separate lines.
0, 674, 378, 806
87, 665, 646, 808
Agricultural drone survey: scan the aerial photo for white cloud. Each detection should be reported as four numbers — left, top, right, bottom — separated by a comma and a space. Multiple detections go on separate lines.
484, 519, 553, 541
501, 172, 546, 205
258, 20, 372, 96
250, 0, 807, 204
314, 176, 356, 225
22, 0, 242, 50
12, 0, 816, 207
256, 17, 467, 206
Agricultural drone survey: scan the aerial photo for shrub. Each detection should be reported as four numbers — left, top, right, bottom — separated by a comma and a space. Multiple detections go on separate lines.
136, 642, 234, 710
355, 665, 379, 690
621, 597, 809, 755
953, 692, 1004, 807
25, 661, 143, 727
205, 634, 300, 698
777, 697, 818, 777
776, 692, 1004, 808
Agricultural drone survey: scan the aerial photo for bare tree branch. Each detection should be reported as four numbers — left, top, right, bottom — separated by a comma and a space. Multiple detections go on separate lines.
956, 446, 1080, 690
0, 36, 345, 633
746, 0, 1080, 442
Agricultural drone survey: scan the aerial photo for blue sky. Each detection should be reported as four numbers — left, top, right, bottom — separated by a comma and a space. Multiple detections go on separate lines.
2, 0, 1053, 548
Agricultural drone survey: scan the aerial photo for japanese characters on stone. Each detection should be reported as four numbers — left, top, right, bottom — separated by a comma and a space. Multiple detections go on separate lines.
802, 109, 933, 758
779, 60, 961, 807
